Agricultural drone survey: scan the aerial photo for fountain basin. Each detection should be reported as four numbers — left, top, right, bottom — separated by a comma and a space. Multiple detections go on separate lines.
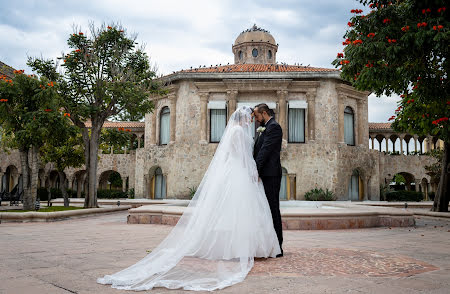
127, 200, 415, 230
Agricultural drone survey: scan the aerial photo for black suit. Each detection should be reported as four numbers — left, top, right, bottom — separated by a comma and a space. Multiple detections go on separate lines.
253, 117, 283, 249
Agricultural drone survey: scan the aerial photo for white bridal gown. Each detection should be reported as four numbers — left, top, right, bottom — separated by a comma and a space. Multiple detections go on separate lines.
98, 106, 281, 291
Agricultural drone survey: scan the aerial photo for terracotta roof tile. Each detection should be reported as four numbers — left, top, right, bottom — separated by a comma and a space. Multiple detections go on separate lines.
177, 64, 337, 74
369, 123, 392, 130
85, 121, 145, 129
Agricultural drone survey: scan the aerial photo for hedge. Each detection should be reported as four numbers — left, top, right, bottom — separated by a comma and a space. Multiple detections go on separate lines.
97, 189, 128, 199
385, 190, 423, 202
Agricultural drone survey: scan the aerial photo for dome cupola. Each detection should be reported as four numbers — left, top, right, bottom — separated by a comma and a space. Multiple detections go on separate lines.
232, 24, 278, 64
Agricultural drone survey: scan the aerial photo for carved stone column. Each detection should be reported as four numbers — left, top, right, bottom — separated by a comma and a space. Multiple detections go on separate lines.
370, 136, 374, 150
337, 94, 345, 143
277, 90, 288, 141
151, 107, 157, 145
169, 93, 177, 144
306, 91, 316, 141
199, 92, 209, 144
226, 89, 237, 120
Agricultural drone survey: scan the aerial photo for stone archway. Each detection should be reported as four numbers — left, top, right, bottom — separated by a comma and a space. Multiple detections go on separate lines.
147, 166, 166, 199
390, 172, 415, 191
72, 170, 87, 198
4, 165, 19, 192
98, 170, 123, 191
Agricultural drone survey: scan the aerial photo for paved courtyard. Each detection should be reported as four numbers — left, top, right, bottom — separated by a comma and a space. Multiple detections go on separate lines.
0, 211, 449, 294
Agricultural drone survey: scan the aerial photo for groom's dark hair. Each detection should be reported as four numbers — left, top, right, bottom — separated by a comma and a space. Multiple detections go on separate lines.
255, 103, 271, 115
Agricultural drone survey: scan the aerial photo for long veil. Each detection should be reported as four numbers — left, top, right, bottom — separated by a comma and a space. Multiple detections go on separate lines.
98, 106, 280, 291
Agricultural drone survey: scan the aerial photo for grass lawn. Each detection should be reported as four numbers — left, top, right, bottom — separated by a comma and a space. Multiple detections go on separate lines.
2, 206, 85, 213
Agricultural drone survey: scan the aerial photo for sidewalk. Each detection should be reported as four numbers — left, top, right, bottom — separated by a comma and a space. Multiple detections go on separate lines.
0, 212, 449, 293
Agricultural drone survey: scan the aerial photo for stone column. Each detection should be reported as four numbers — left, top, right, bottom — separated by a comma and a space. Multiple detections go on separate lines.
414, 180, 421, 192
277, 90, 288, 141
399, 134, 404, 155
413, 135, 418, 153
226, 89, 237, 120
356, 99, 363, 146
337, 94, 345, 143
137, 134, 141, 148
370, 136, 374, 150
0, 171, 3, 192
199, 92, 209, 144
122, 177, 127, 192
151, 108, 157, 145
385, 136, 389, 153
306, 91, 316, 141
288, 174, 296, 200
365, 177, 370, 200
169, 93, 177, 144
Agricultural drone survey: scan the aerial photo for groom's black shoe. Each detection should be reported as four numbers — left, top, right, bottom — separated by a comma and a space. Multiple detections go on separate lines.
276, 249, 283, 258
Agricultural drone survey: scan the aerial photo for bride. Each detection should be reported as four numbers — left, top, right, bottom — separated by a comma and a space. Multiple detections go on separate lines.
98, 106, 281, 291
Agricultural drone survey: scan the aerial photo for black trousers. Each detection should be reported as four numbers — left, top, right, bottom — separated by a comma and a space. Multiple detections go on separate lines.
261, 176, 283, 249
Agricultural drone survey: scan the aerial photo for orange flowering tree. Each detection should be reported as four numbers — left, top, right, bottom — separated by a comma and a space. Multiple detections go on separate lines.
332, 0, 449, 211
0, 70, 70, 210
29, 23, 165, 208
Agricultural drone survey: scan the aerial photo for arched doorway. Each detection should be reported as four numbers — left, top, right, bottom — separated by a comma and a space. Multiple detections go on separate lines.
154, 167, 166, 199
279, 167, 288, 200
347, 169, 361, 201
390, 172, 415, 191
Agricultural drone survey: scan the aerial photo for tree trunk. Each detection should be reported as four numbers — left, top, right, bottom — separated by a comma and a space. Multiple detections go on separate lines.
19, 149, 32, 210
58, 171, 70, 207
86, 127, 101, 208
432, 141, 450, 212
30, 146, 39, 208
82, 128, 91, 208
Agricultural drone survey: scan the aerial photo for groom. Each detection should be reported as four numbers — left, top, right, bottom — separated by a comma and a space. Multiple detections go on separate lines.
253, 103, 283, 257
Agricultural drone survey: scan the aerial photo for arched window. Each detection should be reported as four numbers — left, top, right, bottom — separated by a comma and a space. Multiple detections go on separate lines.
279, 167, 288, 200
268, 50, 272, 59
159, 107, 170, 145
238, 51, 243, 60
252, 48, 258, 57
154, 167, 166, 199
344, 106, 355, 145
347, 169, 359, 201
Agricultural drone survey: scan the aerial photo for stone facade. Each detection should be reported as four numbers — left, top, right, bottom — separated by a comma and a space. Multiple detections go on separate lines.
0, 26, 440, 201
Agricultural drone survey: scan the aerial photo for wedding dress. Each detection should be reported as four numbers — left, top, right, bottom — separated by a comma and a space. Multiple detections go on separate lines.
97, 106, 281, 291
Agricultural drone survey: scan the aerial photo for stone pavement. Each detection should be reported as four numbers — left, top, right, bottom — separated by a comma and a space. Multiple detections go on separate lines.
0, 212, 449, 294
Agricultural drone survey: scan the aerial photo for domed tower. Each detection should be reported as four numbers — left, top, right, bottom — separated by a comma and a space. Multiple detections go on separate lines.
232, 24, 278, 64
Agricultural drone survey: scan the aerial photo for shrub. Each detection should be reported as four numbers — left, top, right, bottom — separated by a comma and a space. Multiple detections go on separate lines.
127, 188, 135, 199
188, 186, 197, 199
304, 188, 336, 201
385, 190, 423, 202
97, 189, 128, 199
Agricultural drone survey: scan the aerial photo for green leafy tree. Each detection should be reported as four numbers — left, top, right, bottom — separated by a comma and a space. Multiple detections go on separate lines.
0, 70, 61, 209
29, 23, 165, 208
99, 128, 133, 154
333, 0, 449, 211
40, 124, 84, 207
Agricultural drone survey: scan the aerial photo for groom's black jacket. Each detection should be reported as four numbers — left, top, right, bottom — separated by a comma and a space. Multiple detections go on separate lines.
253, 117, 282, 177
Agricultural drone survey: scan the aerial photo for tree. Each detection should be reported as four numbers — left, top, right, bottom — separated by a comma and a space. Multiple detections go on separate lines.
99, 128, 133, 154
30, 23, 164, 208
0, 70, 61, 210
333, 0, 449, 211
40, 123, 84, 207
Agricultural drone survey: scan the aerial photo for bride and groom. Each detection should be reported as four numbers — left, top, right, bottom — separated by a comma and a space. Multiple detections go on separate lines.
98, 104, 284, 291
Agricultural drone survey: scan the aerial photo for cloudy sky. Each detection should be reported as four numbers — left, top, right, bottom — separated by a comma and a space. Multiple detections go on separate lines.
0, 0, 399, 122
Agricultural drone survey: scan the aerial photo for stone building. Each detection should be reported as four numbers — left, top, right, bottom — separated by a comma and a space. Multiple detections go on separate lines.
0, 26, 442, 201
